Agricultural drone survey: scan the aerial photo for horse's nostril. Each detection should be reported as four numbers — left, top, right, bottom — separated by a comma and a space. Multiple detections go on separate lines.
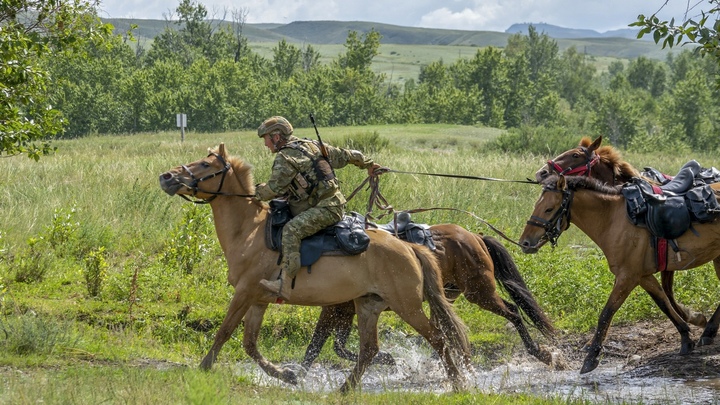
161, 172, 173, 180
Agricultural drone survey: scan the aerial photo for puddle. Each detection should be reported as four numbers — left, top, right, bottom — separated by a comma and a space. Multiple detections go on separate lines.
234, 338, 720, 404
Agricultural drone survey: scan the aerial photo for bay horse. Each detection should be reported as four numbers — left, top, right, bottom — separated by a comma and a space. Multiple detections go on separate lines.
519, 174, 720, 374
300, 230, 556, 369
159, 144, 471, 392
534, 135, 714, 327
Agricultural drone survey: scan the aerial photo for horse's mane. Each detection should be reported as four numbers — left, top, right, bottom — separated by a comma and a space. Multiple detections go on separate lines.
210, 146, 263, 205
541, 174, 622, 195
578, 137, 641, 179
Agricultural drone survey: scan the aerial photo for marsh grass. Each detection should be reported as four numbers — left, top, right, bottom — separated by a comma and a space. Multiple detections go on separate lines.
0, 124, 718, 402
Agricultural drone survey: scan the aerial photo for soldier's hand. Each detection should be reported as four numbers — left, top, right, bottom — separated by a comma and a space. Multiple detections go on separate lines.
368, 163, 386, 176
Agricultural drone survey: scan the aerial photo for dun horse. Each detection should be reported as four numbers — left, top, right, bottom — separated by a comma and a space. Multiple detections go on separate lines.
519, 174, 720, 374
301, 229, 556, 369
534, 135, 714, 327
159, 144, 471, 392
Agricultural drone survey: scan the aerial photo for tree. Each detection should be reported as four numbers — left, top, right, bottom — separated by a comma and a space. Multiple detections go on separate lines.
272, 39, 301, 79
633, 1, 720, 61
1, 0, 112, 159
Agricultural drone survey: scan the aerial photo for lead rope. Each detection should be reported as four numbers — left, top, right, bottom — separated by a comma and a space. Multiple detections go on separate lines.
345, 170, 526, 248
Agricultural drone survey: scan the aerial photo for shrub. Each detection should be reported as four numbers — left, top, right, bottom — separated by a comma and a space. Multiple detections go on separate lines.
0, 313, 79, 355
339, 130, 390, 154
161, 205, 217, 274
12, 238, 53, 283
83, 247, 108, 298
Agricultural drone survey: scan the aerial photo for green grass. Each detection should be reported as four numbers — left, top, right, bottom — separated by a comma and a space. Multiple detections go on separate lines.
0, 124, 718, 402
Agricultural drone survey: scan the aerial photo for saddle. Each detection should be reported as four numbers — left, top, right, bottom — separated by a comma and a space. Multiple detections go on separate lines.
265, 199, 370, 268
373, 211, 436, 251
622, 160, 720, 244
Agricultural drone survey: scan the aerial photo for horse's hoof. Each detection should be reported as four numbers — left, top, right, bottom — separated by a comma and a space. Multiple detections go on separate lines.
199, 358, 213, 371
580, 356, 599, 374
535, 348, 553, 365
688, 313, 708, 328
679, 340, 696, 355
372, 351, 396, 366
284, 363, 308, 379
279, 368, 298, 385
699, 336, 714, 347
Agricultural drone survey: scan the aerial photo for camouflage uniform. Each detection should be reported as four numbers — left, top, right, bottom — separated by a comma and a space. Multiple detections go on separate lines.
255, 117, 376, 298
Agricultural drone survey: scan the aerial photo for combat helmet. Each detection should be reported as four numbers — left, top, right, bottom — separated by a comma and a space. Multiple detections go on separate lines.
258, 116, 293, 138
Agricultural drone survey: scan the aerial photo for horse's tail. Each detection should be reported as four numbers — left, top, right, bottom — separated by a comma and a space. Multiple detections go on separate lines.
482, 235, 555, 338
410, 244, 471, 361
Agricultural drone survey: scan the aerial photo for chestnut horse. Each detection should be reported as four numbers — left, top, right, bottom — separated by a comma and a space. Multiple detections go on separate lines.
534, 135, 714, 327
519, 175, 720, 374
300, 230, 556, 369
159, 144, 471, 392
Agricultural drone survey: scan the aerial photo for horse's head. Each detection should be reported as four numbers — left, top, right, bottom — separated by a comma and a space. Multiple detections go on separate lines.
519, 175, 573, 254
159, 143, 255, 203
535, 136, 603, 182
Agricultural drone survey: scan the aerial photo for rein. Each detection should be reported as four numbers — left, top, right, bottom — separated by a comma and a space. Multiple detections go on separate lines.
547, 146, 600, 177
525, 186, 574, 248
179, 152, 255, 204
383, 169, 538, 184
345, 169, 530, 248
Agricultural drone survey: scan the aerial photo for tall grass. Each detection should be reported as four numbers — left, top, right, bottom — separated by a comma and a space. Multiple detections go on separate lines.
0, 124, 718, 401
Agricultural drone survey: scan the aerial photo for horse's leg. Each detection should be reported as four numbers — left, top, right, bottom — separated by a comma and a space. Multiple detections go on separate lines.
200, 288, 252, 370
243, 304, 301, 385
465, 285, 552, 365
301, 304, 349, 369
661, 270, 707, 327
339, 295, 386, 393
638, 274, 694, 354
581, 275, 638, 374
698, 259, 720, 345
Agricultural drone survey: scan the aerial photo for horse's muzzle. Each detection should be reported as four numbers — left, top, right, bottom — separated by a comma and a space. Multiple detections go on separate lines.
159, 172, 182, 196
519, 238, 541, 254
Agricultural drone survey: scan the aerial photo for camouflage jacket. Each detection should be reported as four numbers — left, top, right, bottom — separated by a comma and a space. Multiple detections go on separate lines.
255, 136, 375, 215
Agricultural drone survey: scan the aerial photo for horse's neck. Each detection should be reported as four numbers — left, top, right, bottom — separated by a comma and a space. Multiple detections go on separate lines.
210, 197, 267, 251
570, 190, 625, 248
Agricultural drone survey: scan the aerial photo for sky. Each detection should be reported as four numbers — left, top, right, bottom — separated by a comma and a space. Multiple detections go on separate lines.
98, 0, 713, 33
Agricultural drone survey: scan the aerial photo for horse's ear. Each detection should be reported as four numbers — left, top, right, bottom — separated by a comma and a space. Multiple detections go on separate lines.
589, 136, 602, 151
219, 143, 226, 156
557, 174, 567, 191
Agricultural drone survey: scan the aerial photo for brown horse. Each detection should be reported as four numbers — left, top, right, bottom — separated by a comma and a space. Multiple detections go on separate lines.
534, 135, 711, 328
519, 174, 720, 374
158, 144, 472, 392
300, 229, 556, 370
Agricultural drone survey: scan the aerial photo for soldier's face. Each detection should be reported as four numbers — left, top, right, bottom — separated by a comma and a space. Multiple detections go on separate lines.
263, 134, 279, 153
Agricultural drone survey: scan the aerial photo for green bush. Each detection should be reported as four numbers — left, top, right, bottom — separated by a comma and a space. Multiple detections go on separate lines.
83, 247, 108, 298
12, 238, 53, 284
339, 130, 390, 154
485, 125, 580, 156
161, 205, 218, 275
0, 313, 79, 355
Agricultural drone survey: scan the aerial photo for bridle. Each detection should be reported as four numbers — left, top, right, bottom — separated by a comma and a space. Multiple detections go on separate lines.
547, 146, 599, 177
525, 185, 574, 248
178, 152, 255, 204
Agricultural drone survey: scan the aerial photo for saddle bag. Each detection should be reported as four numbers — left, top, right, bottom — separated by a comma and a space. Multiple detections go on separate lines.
685, 184, 720, 223
621, 182, 648, 226
334, 212, 370, 255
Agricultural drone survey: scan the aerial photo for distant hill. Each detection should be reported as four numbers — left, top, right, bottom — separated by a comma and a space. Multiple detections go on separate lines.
506, 23, 644, 40
103, 18, 673, 61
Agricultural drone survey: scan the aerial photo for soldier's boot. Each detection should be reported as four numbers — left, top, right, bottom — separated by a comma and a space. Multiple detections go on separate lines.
259, 252, 301, 300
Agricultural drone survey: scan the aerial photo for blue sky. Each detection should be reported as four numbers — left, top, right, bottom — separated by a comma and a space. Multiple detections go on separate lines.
98, 0, 712, 33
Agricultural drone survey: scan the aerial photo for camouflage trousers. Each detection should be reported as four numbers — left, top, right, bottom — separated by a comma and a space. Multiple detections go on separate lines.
281, 205, 344, 278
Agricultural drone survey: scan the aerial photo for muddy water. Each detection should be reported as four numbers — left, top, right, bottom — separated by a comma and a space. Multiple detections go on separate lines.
235, 340, 720, 404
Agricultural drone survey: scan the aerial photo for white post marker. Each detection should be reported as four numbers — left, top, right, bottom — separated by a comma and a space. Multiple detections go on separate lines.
176, 113, 187, 142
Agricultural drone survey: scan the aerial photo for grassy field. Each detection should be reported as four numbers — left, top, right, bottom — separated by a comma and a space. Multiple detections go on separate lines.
0, 124, 718, 403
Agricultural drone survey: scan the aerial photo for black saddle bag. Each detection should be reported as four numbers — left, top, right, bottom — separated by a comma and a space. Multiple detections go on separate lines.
685, 184, 720, 223
334, 212, 370, 255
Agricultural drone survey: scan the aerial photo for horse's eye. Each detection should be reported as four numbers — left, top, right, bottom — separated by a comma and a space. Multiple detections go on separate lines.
544, 208, 554, 213
572, 153, 580, 158
201, 162, 210, 168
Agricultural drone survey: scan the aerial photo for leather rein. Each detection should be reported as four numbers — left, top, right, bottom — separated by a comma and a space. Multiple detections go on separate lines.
179, 152, 255, 204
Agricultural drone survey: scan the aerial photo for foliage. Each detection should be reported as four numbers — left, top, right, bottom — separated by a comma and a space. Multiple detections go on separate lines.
339, 130, 390, 154
633, 1, 720, 59
83, 247, 108, 297
0, 313, 78, 355
0, 0, 113, 159
161, 204, 218, 274
11, 237, 53, 284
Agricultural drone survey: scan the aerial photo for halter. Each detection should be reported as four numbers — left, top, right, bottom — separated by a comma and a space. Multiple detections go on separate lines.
525, 186, 574, 247
547, 146, 600, 177
179, 152, 255, 204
